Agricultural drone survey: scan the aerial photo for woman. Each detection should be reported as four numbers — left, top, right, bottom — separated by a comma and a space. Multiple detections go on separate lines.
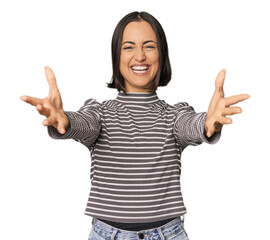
20, 11, 250, 240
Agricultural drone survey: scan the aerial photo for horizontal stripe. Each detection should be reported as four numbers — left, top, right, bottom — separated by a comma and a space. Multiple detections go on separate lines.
86, 200, 184, 209
89, 190, 182, 198
88, 195, 183, 204
93, 173, 180, 181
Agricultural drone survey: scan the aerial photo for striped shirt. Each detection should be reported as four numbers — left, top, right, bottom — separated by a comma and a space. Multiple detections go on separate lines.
47, 90, 221, 223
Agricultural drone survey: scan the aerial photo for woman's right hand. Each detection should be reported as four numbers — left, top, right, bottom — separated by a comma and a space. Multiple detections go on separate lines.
20, 66, 69, 135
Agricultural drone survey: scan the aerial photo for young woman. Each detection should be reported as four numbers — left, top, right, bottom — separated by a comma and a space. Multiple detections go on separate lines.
20, 11, 250, 240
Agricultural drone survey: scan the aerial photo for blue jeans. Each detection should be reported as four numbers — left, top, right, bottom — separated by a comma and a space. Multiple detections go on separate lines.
88, 216, 189, 240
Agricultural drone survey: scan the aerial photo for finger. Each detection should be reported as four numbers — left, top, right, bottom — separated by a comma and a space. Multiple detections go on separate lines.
206, 125, 215, 138
225, 94, 250, 107
217, 115, 233, 125
36, 104, 51, 117
42, 116, 55, 126
20, 95, 43, 107
57, 121, 66, 135
219, 69, 226, 98
43, 117, 65, 134
206, 130, 213, 138
222, 106, 242, 116
207, 125, 223, 138
215, 69, 226, 98
44, 66, 59, 96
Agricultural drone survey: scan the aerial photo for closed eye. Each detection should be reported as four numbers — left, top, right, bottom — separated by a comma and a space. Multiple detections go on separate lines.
122, 46, 156, 50
123, 46, 133, 50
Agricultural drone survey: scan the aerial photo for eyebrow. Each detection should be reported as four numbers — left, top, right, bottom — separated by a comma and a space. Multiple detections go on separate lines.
122, 40, 157, 45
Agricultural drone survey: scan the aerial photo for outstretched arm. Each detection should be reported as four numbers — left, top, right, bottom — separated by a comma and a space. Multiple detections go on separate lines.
173, 103, 221, 150
20, 66, 101, 149
47, 98, 101, 149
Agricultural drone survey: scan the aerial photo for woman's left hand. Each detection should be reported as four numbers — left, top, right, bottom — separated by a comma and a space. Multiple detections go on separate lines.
205, 69, 250, 138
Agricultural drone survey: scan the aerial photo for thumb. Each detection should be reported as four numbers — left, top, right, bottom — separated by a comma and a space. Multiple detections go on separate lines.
215, 69, 226, 98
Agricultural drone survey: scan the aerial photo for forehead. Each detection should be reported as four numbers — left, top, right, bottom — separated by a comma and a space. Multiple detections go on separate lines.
122, 21, 157, 43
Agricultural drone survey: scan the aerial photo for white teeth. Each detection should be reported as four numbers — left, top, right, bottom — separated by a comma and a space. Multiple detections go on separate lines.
131, 65, 149, 70
133, 70, 147, 73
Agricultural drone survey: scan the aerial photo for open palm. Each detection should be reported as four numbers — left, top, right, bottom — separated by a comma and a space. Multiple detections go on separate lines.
20, 66, 69, 134
205, 69, 250, 138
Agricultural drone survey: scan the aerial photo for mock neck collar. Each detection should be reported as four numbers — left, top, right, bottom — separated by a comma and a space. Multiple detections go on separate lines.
116, 90, 160, 106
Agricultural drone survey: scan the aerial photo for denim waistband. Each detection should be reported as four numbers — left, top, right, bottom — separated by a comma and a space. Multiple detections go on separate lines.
91, 216, 185, 240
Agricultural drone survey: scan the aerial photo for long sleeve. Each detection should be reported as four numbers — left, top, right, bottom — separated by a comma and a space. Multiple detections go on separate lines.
47, 98, 101, 149
173, 102, 221, 150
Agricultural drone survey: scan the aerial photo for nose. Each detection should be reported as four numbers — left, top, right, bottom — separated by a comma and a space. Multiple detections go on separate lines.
134, 47, 146, 62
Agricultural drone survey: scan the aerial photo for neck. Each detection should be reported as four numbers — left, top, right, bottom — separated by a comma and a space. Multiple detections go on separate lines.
116, 90, 160, 106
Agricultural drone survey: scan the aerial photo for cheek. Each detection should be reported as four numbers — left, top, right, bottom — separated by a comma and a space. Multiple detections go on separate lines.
154, 52, 159, 64
151, 52, 159, 71
149, 51, 159, 64
120, 54, 130, 70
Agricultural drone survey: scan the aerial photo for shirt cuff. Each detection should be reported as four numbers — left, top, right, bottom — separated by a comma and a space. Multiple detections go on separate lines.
47, 111, 77, 139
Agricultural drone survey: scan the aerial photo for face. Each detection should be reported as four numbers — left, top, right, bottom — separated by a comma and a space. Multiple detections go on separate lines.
120, 20, 159, 93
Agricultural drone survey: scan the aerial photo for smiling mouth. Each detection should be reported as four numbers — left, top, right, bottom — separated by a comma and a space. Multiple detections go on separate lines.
130, 65, 151, 75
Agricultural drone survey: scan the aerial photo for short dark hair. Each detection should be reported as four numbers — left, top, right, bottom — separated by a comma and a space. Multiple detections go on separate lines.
106, 11, 172, 94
